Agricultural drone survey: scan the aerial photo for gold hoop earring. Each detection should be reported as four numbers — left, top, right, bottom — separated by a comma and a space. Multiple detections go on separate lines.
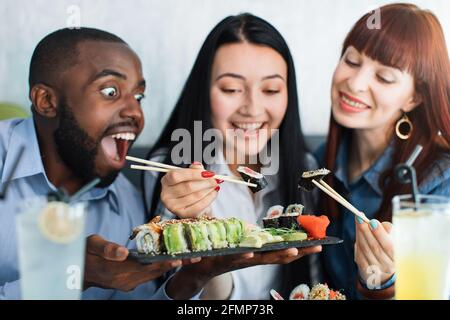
395, 113, 413, 140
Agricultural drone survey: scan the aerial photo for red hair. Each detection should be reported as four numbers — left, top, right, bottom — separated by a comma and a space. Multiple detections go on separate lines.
324, 3, 450, 221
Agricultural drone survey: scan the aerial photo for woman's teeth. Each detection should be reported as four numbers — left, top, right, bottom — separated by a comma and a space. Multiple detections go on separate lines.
110, 132, 136, 141
341, 95, 367, 109
233, 122, 264, 130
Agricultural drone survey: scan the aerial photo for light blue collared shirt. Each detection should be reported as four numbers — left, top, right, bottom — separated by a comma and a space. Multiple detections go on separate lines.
0, 118, 180, 300
315, 134, 450, 299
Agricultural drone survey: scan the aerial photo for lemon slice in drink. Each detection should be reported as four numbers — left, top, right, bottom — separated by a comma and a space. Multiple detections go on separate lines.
38, 202, 83, 244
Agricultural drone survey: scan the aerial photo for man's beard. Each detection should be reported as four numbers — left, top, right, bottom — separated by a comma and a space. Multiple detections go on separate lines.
54, 101, 119, 188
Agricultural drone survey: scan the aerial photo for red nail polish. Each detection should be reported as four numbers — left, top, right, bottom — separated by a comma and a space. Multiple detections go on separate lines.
192, 161, 201, 166
215, 179, 224, 184
201, 170, 215, 178
215, 186, 221, 192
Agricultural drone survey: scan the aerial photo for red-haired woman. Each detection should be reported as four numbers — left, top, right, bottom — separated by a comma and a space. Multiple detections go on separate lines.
315, 3, 450, 299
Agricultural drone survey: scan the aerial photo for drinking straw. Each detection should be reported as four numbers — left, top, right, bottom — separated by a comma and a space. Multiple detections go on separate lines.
394, 145, 423, 206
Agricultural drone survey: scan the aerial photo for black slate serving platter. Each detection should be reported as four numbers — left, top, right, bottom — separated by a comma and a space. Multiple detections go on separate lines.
128, 236, 342, 264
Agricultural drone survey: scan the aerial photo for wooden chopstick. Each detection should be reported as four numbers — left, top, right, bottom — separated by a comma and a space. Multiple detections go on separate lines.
312, 180, 370, 223
126, 156, 179, 170
128, 160, 258, 188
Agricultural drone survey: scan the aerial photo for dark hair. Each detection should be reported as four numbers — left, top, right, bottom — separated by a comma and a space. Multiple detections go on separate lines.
29, 27, 126, 91
143, 13, 311, 215
323, 3, 450, 221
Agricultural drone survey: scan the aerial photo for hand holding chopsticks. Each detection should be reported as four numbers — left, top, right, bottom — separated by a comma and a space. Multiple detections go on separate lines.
126, 156, 258, 188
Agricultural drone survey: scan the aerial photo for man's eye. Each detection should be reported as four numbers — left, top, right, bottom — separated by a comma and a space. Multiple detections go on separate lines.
100, 87, 117, 97
135, 93, 145, 102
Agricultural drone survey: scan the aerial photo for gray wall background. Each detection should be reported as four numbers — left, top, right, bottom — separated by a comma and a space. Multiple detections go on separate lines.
1, 0, 449, 147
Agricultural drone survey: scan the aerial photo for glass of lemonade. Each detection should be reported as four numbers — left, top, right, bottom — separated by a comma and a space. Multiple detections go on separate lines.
16, 197, 87, 300
392, 194, 450, 300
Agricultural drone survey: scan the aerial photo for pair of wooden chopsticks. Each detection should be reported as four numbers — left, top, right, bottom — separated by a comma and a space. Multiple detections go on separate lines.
312, 179, 370, 223
126, 156, 257, 188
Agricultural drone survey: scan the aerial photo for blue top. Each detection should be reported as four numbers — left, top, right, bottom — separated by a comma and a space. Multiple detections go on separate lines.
0, 118, 183, 300
315, 134, 450, 299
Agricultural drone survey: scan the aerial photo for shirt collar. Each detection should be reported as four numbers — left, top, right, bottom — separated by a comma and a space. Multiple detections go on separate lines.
1, 118, 48, 184
2, 118, 120, 213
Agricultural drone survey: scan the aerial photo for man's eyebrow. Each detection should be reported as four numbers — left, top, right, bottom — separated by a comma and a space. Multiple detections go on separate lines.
215, 73, 246, 81
91, 69, 127, 83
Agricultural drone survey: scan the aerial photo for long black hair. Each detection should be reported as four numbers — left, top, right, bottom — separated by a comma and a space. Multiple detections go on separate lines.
143, 13, 311, 216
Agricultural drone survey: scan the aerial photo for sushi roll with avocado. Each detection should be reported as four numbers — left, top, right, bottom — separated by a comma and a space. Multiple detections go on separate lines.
237, 166, 268, 192
262, 205, 284, 228
223, 217, 245, 247
298, 168, 331, 192
185, 221, 213, 252
206, 220, 228, 249
163, 221, 190, 255
132, 215, 246, 254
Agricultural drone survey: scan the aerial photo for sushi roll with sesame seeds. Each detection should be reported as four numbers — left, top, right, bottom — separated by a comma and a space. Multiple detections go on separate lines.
206, 220, 228, 249
184, 221, 213, 252
236, 166, 268, 192
298, 168, 331, 192
162, 222, 190, 255
223, 217, 245, 247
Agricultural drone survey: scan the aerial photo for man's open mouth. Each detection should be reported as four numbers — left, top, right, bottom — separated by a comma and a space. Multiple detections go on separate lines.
101, 131, 136, 166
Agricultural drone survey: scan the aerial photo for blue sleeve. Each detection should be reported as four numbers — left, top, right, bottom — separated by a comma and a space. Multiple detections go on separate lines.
0, 280, 21, 300
428, 177, 450, 197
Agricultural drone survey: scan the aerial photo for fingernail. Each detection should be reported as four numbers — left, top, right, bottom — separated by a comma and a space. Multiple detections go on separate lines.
116, 247, 128, 258
356, 216, 364, 224
192, 161, 201, 166
201, 170, 215, 178
215, 179, 224, 184
370, 219, 378, 230
215, 186, 221, 192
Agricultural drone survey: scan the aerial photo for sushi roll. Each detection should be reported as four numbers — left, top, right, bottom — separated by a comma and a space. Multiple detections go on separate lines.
298, 168, 331, 192
262, 205, 283, 228
130, 216, 162, 254
206, 220, 228, 249
285, 204, 304, 215
236, 166, 268, 192
223, 217, 245, 247
163, 221, 190, 255
289, 284, 310, 300
185, 221, 213, 252
279, 213, 301, 230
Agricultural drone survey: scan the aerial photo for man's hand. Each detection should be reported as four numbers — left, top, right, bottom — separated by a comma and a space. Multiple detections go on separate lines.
83, 234, 184, 292
166, 245, 322, 299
